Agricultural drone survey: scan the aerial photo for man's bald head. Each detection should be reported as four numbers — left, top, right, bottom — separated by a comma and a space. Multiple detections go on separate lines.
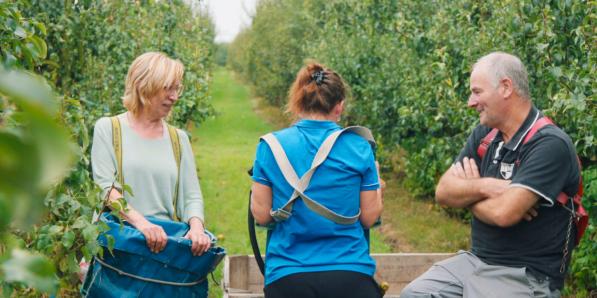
472, 52, 530, 100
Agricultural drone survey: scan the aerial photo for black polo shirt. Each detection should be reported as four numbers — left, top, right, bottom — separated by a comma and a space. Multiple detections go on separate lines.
456, 106, 580, 290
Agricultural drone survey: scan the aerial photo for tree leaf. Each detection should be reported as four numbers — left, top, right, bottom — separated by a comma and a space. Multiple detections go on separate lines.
1, 249, 57, 294
122, 183, 134, 197
62, 230, 75, 249
14, 26, 26, 38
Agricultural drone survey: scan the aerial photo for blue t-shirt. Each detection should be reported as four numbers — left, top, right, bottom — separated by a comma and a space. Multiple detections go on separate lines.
252, 119, 379, 285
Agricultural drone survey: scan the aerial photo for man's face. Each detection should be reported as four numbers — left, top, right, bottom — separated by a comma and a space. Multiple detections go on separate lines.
468, 66, 503, 128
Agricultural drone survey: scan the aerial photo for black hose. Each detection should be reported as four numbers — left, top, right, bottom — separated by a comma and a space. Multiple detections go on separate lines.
247, 168, 266, 276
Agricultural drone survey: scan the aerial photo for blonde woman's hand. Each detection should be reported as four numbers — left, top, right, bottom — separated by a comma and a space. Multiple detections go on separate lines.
185, 217, 211, 256
135, 219, 168, 254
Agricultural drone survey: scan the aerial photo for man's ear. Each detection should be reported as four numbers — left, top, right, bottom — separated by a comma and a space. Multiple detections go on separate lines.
501, 78, 514, 98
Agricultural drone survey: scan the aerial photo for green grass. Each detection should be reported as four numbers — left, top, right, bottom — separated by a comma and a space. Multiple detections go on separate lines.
192, 68, 391, 296
379, 177, 470, 252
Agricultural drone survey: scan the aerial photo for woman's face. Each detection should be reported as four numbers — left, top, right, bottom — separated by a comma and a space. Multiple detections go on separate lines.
147, 82, 182, 119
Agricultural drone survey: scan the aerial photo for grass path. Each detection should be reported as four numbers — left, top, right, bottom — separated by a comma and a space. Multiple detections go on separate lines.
191, 68, 468, 295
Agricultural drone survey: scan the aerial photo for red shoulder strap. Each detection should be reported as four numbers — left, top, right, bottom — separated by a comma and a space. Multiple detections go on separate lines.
556, 156, 584, 205
477, 128, 499, 159
522, 116, 554, 144
476, 116, 553, 159
476, 116, 587, 244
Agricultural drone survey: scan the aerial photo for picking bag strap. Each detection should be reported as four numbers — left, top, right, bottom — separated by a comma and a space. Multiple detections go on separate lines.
167, 125, 182, 222
261, 126, 375, 225
110, 117, 124, 187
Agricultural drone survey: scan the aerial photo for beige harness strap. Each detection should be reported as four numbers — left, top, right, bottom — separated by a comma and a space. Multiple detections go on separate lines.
110, 116, 182, 221
168, 124, 182, 222
110, 117, 124, 187
261, 126, 375, 225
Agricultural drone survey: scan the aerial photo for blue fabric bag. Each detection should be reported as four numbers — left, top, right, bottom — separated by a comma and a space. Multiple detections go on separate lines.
81, 213, 226, 298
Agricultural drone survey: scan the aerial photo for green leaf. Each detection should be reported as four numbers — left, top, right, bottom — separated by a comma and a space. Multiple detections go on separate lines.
82, 224, 98, 242
106, 235, 115, 253
122, 183, 134, 197
108, 197, 128, 213
0, 70, 75, 190
62, 230, 75, 249
536, 43, 549, 52
48, 225, 63, 235
27, 35, 48, 59
1, 249, 57, 294
0, 193, 11, 231
71, 216, 88, 229
33, 21, 46, 35
14, 26, 26, 38
550, 66, 563, 78
0, 70, 56, 118
0, 131, 40, 194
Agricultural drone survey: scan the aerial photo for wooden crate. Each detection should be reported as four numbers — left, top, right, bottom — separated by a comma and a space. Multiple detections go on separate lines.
222, 253, 453, 298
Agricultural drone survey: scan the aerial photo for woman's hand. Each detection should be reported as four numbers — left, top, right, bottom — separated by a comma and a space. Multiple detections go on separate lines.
375, 161, 386, 201
134, 218, 168, 254
184, 217, 211, 256
106, 190, 168, 254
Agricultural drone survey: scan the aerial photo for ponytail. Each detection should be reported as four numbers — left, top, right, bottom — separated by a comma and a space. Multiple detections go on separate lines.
287, 62, 346, 116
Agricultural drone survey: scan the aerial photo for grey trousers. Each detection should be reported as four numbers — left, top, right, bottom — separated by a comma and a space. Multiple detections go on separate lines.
400, 251, 560, 298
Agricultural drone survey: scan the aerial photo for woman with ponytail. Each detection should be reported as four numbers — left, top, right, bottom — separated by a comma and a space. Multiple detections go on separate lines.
250, 63, 384, 298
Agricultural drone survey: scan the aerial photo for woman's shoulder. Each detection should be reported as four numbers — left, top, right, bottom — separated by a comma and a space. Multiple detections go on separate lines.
93, 116, 114, 131
258, 126, 297, 144
339, 128, 372, 147
165, 124, 192, 145
94, 113, 127, 127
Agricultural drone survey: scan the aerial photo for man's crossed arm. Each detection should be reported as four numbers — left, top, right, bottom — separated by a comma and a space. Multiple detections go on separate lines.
435, 157, 539, 227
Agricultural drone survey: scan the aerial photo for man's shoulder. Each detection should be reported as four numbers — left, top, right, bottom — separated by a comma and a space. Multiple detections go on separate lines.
522, 124, 576, 155
465, 124, 494, 146
472, 124, 493, 137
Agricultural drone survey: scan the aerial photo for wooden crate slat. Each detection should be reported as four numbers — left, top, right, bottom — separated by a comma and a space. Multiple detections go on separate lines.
222, 253, 453, 297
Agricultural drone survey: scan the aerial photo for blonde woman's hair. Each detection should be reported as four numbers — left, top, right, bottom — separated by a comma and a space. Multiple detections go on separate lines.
122, 52, 184, 116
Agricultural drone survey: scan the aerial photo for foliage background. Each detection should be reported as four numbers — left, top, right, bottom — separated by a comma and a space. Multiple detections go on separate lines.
228, 0, 596, 295
1, 0, 215, 296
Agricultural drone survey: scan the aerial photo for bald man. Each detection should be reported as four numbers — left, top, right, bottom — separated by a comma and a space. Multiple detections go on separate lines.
401, 52, 580, 298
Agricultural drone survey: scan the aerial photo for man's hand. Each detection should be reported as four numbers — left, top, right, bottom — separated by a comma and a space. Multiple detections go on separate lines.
184, 217, 211, 256
523, 205, 539, 221
453, 157, 541, 225
451, 157, 480, 179
453, 157, 510, 199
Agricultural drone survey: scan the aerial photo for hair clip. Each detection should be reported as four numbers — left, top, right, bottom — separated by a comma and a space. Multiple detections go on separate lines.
311, 71, 325, 86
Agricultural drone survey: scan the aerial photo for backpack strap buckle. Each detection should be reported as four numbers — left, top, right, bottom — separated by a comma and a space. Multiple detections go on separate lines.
270, 208, 292, 222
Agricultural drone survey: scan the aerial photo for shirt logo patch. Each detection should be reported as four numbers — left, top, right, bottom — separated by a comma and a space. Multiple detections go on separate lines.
500, 162, 514, 179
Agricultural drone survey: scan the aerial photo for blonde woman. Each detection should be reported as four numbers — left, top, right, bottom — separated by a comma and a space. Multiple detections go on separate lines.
91, 52, 210, 256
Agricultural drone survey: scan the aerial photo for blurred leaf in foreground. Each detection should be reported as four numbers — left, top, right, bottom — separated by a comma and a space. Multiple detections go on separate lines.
1, 249, 57, 294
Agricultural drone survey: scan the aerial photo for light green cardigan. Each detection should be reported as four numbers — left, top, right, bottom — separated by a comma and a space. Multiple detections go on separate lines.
91, 113, 204, 223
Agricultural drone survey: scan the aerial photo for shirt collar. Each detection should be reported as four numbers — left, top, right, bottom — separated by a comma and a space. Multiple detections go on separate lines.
294, 119, 340, 129
502, 106, 541, 151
